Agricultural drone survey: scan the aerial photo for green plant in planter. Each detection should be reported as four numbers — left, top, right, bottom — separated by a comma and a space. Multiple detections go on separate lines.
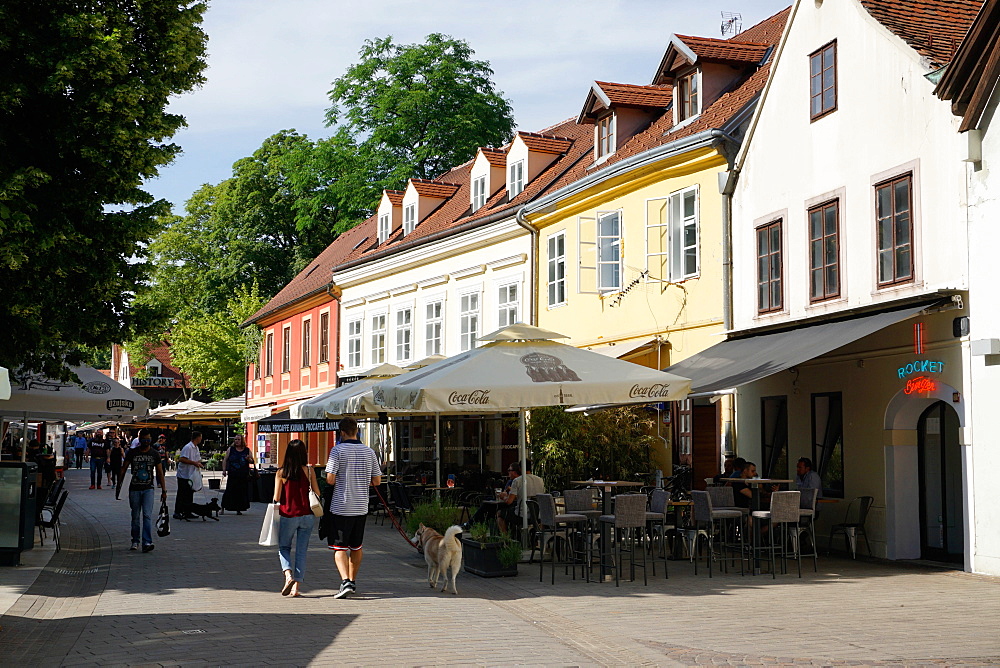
403, 500, 462, 536
465, 522, 521, 569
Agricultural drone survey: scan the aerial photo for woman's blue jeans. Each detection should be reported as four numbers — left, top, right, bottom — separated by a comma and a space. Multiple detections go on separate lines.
278, 514, 315, 582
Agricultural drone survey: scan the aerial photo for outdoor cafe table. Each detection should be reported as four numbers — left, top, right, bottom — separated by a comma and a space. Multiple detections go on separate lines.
570, 480, 644, 580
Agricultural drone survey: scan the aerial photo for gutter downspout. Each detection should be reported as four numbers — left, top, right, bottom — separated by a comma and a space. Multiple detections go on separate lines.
514, 207, 539, 326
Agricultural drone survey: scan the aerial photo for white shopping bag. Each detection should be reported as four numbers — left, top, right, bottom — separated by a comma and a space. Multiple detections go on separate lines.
190, 468, 203, 492
259, 503, 280, 546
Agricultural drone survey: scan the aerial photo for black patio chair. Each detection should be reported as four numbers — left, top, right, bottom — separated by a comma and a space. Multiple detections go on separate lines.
828, 495, 874, 558
38, 490, 69, 551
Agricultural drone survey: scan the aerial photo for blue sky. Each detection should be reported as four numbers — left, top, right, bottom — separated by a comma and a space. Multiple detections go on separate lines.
146, 0, 792, 213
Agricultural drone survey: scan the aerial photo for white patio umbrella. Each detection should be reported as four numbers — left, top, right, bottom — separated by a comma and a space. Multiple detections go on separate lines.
374, 324, 691, 531
292, 363, 405, 419
0, 366, 11, 401
0, 364, 151, 462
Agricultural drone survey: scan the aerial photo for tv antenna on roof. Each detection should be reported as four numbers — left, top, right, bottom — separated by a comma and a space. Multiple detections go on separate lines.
721, 12, 742, 37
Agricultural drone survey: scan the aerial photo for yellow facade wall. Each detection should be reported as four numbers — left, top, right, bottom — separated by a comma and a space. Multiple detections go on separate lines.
527, 146, 729, 369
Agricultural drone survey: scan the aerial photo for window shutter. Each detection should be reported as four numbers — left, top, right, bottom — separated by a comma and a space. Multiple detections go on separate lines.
646, 198, 669, 282
668, 192, 682, 282
577, 215, 597, 294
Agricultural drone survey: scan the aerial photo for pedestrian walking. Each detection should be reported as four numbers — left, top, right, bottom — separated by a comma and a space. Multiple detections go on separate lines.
324, 417, 381, 599
108, 437, 125, 490
222, 434, 255, 515
88, 431, 107, 489
73, 432, 87, 469
273, 439, 320, 597
120, 433, 167, 552
174, 431, 203, 520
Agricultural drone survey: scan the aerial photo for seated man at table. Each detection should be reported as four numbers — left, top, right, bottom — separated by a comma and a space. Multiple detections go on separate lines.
795, 457, 822, 493
465, 464, 518, 527
730, 461, 777, 509
713, 455, 736, 485
497, 460, 545, 534
728, 457, 747, 479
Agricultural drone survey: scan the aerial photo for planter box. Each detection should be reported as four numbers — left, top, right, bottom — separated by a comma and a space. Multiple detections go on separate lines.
461, 537, 518, 577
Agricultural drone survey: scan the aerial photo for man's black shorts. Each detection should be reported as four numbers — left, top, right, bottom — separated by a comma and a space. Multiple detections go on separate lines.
328, 513, 367, 551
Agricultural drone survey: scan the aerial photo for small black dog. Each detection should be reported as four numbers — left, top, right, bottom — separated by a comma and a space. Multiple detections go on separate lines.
185, 498, 221, 521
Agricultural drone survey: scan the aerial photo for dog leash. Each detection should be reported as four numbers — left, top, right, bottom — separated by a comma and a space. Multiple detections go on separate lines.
372, 484, 420, 552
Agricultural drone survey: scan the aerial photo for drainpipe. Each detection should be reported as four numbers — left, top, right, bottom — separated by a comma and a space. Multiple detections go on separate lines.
720, 168, 738, 331
514, 207, 539, 326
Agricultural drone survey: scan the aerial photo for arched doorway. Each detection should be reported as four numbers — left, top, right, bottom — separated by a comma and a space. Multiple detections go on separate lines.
917, 401, 964, 563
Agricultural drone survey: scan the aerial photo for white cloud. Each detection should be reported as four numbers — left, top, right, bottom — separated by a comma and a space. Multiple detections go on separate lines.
151, 0, 790, 210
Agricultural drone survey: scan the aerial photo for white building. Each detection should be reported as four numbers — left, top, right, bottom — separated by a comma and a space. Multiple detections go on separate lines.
935, 0, 1000, 575
670, 0, 983, 569
332, 119, 591, 471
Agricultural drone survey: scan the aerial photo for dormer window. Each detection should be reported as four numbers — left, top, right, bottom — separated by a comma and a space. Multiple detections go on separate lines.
677, 70, 700, 121
378, 213, 390, 244
509, 160, 525, 197
596, 114, 616, 160
403, 203, 416, 235
472, 174, 487, 210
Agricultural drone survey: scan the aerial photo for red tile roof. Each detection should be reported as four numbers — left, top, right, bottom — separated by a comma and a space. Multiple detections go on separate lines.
247, 119, 592, 325
479, 148, 507, 167
410, 179, 461, 198
518, 131, 573, 154
859, 0, 984, 68
674, 34, 771, 64
594, 81, 673, 108
543, 8, 789, 196
384, 190, 404, 205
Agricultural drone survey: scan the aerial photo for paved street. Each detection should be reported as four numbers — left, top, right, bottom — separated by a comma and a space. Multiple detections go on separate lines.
2, 469, 1000, 667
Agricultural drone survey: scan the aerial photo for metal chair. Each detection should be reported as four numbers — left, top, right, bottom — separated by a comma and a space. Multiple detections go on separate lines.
691, 490, 744, 577
535, 494, 589, 583
599, 494, 649, 586
796, 488, 819, 571
751, 491, 802, 578
828, 495, 874, 558
38, 490, 69, 551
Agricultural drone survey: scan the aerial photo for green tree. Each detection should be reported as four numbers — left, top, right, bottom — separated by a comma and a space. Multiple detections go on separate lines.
326, 33, 516, 197
0, 1, 207, 377
169, 283, 265, 399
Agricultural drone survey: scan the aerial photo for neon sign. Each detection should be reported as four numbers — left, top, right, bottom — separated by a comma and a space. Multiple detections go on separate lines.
904, 376, 937, 395
897, 360, 944, 378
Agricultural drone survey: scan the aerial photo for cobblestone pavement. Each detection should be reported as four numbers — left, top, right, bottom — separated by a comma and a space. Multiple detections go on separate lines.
1, 469, 1000, 667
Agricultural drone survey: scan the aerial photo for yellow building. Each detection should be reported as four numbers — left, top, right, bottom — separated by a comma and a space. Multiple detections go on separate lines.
519, 9, 789, 482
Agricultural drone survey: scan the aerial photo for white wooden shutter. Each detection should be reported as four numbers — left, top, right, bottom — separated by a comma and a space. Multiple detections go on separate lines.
577, 215, 597, 294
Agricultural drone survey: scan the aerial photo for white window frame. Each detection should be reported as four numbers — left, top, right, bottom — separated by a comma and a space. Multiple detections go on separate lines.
596, 113, 616, 160
370, 312, 387, 365
669, 185, 700, 281
301, 317, 311, 368
403, 203, 416, 235
459, 291, 481, 352
318, 310, 330, 364
547, 232, 567, 307
472, 174, 487, 210
508, 160, 524, 197
596, 210, 623, 292
378, 213, 390, 244
645, 197, 669, 282
347, 319, 363, 369
395, 306, 412, 363
497, 281, 519, 328
281, 325, 292, 373
425, 298, 444, 356
677, 69, 701, 122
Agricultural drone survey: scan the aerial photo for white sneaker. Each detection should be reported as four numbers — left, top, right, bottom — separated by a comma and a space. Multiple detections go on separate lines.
334, 580, 352, 599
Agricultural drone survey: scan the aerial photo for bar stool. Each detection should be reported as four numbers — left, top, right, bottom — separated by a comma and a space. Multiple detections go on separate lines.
691, 490, 744, 577
796, 487, 819, 572
644, 489, 671, 578
751, 490, 802, 578
598, 494, 648, 586
535, 494, 589, 583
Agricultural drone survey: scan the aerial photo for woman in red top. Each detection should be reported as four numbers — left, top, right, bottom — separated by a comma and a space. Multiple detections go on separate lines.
272, 439, 321, 597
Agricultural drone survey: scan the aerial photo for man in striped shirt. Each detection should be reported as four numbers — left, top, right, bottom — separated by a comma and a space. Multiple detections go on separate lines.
325, 417, 381, 598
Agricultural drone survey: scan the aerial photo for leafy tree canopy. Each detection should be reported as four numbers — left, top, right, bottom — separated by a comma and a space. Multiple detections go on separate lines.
326, 33, 516, 191
169, 283, 265, 399
0, 0, 207, 378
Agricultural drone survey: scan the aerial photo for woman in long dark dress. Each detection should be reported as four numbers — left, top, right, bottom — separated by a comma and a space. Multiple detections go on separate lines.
221, 435, 255, 514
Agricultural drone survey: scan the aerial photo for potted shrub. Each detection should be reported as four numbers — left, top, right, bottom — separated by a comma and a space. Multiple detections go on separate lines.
403, 500, 463, 537
461, 523, 520, 577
